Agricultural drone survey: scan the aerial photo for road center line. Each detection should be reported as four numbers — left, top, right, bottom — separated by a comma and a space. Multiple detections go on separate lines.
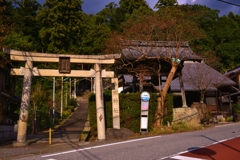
171, 155, 206, 160
42, 135, 162, 158
215, 123, 236, 127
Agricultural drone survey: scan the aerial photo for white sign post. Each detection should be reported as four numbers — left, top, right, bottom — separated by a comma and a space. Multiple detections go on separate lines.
140, 91, 150, 132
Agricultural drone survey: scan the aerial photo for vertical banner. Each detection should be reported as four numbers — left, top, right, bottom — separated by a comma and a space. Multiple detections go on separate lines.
140, 91, 150, 132
112, 78, 120, 129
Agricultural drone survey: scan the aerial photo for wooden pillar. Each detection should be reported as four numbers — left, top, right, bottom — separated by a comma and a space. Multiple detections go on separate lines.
132, 75, 137, 92
179, 71, 187, 107
15, 60, 33, 146
139, 74, 144, 92
111, 78, 120, 129
95, 63, 105, 140
219, 90, 222, 112
238, 74, 240, 90
229, 93, 232, 115
215, 91, 219, 112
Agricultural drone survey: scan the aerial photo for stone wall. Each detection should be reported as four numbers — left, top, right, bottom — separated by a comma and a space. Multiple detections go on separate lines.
173, 103, 210, 124
173, 107, 200, 124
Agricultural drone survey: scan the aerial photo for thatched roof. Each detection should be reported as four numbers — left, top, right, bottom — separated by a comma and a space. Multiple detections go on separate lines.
171, 62, 236, 92
120, 40, 202, 61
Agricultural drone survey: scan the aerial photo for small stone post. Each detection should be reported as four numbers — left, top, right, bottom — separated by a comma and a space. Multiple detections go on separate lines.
111, 78, 120, 129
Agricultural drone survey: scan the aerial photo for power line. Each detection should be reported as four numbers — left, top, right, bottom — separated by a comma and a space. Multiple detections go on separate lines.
218, 0, 240, 7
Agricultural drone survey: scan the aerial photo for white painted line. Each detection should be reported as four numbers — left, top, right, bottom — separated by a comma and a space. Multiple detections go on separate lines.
42, 135, 162, 158
215, 123, 235, 127
212, 136, 240, 144
171, 155, 206, 160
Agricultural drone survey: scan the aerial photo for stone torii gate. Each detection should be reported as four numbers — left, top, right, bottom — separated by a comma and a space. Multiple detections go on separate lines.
3, 48, 121, 146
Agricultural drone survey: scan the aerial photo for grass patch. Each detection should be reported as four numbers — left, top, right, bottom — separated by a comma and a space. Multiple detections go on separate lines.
150, 122, 203, 136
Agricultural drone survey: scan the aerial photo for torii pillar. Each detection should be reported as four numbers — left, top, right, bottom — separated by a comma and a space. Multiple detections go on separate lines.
14, 60, 33, 146
95, 63, 106, 140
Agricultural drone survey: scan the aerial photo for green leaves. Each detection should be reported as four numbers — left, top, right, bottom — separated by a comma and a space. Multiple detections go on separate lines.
154, 0, 178, 9
36, 0, 84, 54
79, 14, 111, 54
3, 32, 34, 51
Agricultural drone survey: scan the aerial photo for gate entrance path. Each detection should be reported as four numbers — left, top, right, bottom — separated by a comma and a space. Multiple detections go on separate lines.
49, 97, 88, 142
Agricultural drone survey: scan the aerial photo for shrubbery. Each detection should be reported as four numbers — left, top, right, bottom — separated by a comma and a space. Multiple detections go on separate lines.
88, 91, 173, 138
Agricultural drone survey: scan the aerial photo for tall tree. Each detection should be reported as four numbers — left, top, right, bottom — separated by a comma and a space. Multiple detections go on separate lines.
154, 0, 178, 9
215, 14, 240, 71
2, 0, 41, 51
181, 5, 221, 70
96, 2, 119, 31
97, 0, 151, 31
13, 0, 40, 37
79, 14, 111, 55
119, 0, 150, 15
36, 0, 84, 54
0, 0, 14, 50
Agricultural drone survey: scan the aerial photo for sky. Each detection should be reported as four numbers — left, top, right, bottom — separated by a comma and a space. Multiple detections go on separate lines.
38, 0, 240, 16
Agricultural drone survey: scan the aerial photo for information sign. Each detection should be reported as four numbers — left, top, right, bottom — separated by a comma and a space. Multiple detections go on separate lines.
140, 91, 150, 132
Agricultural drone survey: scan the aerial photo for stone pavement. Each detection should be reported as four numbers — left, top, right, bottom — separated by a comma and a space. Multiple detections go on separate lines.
0, 97, 91, 160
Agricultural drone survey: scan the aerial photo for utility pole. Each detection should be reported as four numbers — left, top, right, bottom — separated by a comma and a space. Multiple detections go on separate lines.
69, 78, 71, 99
61, 77, 63, 119
53, 77, 55, 124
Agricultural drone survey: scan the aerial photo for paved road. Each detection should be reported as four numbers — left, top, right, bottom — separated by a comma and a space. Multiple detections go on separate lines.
10, 122, 240, 160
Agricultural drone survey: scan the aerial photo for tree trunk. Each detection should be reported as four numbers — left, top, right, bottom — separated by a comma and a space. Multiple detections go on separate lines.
154, 63, 178, 127
154, 96, 162, 127
200, 90, 205, 103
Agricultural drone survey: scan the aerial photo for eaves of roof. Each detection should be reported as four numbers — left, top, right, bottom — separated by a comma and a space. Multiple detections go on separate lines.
224, 66, 240, 78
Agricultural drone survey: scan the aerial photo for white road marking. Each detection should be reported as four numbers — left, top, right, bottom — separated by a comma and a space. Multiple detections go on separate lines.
171, 155, 206, 160
42, 135, 162, 158
215, 123, 235, 127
